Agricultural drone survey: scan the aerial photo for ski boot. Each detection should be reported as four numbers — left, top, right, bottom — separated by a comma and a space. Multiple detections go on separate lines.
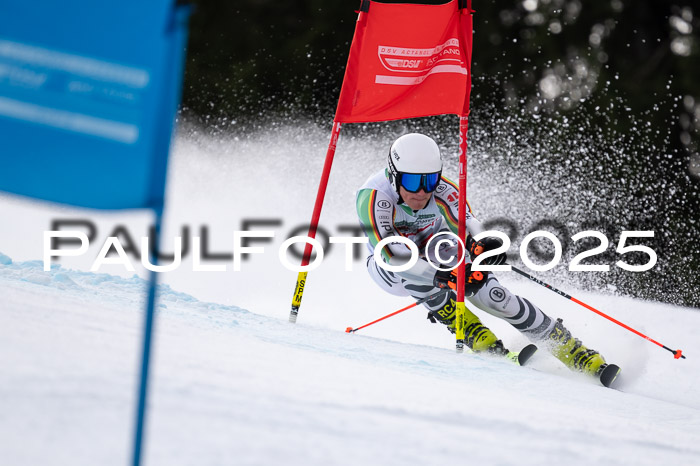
427, 294, 507, 355
545, 318, 607, 376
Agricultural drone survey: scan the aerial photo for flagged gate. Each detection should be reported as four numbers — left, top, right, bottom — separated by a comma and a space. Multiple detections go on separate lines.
0, 2, 191, 465
290, 0, 476, 353
0, 2, 189, 210
336, 0, 472, 122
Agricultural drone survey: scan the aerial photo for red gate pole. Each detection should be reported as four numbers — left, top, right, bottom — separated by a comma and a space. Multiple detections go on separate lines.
289, 121, 342, 323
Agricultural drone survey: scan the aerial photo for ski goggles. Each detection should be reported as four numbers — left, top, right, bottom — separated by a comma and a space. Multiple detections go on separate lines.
399, 172, 441, 193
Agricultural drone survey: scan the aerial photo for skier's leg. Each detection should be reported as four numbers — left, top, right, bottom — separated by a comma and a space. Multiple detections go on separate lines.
366, 255, 411, 297
468, 275, 607, 374
467, 274, 555, 339
366, 255, 506, 353
421, 289, 509, 354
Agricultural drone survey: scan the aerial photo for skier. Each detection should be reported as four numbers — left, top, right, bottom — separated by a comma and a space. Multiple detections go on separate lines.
356, 133, 613, 379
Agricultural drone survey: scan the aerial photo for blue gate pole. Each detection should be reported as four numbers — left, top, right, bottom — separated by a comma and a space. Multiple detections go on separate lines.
131, 206, 163, 466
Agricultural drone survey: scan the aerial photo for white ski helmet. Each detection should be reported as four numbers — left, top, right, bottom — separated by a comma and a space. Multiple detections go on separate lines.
387, 133, 443, 195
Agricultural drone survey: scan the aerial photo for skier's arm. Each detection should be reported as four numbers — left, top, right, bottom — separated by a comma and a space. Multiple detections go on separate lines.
357, 189, 444, 285
434, 176, 484, 238
434, 176, 506, 265
356, 188, 414, 262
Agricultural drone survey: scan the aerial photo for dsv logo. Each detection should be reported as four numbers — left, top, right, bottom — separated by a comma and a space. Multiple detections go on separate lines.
489, 287, 506, 303
377, 200, 392, 209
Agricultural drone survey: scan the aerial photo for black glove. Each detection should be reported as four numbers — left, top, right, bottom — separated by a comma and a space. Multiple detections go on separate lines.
463, 265, 488, 296
466, 236, 507, 266
433, 264, 488, 297
433, 269, 457, 290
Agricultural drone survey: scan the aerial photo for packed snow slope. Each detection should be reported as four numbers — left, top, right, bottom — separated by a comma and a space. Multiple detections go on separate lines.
1, 126, 699, 465
1, 255, 700, 466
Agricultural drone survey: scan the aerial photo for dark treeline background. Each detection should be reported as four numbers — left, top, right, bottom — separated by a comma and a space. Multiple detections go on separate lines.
181, 0, 699, 306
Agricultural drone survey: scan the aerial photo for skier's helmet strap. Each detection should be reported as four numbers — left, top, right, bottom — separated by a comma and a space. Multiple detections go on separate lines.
387, 133, 443, 194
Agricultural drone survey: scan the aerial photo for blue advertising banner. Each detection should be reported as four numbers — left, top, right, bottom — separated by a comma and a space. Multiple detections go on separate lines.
0, 1, 190, 209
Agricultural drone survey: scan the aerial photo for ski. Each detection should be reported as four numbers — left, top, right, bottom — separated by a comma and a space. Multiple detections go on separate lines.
598, 363, 622, 388
504, 343, 538, 366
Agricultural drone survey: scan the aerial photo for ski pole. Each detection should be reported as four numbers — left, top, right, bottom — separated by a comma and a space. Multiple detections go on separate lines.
346, 290, 449, 334
510, 265, 686, 359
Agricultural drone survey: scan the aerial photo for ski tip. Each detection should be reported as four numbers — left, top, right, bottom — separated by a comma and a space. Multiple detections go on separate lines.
517, 344, 538, 366
599, 363, 622, 388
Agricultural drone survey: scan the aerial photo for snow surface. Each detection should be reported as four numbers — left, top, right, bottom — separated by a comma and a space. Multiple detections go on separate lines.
1, 128, 700, 465
1, 256, 700, 466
